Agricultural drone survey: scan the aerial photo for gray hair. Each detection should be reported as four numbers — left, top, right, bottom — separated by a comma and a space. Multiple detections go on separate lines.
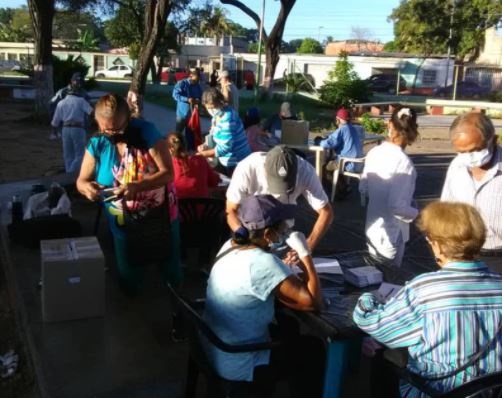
450, 112, 495, 144
202, 88, 225, 108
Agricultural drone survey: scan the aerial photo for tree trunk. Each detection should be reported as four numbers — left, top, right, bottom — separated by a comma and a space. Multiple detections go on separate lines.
150, 61, 158, 84
221, 0, 296, 96
128, 0, 172, 117
156, 55, 166, 82
28, 0, 55, 118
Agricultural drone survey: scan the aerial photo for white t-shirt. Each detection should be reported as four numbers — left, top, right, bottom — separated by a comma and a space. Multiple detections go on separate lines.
226, 152, 328, 211
202, 240, 292, 381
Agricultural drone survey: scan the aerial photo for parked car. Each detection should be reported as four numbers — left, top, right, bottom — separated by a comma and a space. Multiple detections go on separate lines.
94, 65, 133, 79
433, 81, 491, 99
365, 74, 406, 94
160, 68, 190, 84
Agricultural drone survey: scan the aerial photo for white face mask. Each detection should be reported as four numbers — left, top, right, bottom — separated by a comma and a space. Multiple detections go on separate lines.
456, 147, 492, 168
207, 108, 220, 117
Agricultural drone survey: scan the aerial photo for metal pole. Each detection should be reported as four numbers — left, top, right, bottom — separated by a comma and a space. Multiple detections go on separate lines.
318, 26, 324, 42
396, 69, 401, 96
453, 64, 459, 100
254, 0, 266, 102
444, 0, 455, 88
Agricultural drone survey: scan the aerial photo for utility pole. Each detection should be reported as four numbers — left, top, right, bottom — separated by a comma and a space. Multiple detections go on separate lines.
254, 0, 266, 102
444, 0, 455, 88
318, 26, 324, 42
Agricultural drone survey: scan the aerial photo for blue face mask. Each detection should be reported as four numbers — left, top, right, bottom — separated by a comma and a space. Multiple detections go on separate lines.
268, 231, 288, 251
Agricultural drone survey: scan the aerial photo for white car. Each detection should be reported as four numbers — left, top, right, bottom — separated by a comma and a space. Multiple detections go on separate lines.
94, 65, 133, 79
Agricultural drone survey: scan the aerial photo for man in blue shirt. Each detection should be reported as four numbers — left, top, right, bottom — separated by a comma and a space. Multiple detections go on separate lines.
319, 108, 363, 173
172, 69, 202, 150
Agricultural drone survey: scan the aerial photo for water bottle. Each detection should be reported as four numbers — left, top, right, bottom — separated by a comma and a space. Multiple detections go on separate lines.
11, 195, 23, 224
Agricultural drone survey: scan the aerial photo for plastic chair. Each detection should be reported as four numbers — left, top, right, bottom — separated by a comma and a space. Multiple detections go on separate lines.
330, 157, 366, 202
385, 350, 502, 398
166, 283, 283, 398
178, 198, 230, 266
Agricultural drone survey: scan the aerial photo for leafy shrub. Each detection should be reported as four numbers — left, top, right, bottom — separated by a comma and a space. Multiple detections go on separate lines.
276, 72, 315, 93
488, 90, 502, 103
319, 52, 370, 107
358, 113, 386, 134
52, 55, 90, 92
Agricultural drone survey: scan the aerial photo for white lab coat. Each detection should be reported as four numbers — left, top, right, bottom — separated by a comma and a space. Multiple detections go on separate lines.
359, 142, 418, 265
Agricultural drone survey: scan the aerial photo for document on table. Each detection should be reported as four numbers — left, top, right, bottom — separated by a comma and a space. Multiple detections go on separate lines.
292, 257, 342, 275
372, 282, 403, 303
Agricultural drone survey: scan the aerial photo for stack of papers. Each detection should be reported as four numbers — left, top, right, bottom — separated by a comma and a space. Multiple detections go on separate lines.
343, 266, 383, 288
291, 257, 342, 275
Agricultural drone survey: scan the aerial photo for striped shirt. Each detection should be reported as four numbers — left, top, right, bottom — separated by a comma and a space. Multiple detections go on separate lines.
441, 146, 502, 250
353, 261, 502, 398
211, 107, 251, 167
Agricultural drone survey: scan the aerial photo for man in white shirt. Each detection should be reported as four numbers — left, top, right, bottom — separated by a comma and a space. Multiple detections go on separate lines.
226, 145, 334, 262
218, 70, 239, 111
441, 112, 502, 272
51, 89, 93, 173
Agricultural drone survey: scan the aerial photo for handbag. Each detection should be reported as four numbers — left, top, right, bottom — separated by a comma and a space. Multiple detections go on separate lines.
117, 134, 172, 265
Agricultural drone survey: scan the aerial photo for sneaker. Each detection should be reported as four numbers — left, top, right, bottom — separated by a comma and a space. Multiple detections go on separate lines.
49, 132, 58, 140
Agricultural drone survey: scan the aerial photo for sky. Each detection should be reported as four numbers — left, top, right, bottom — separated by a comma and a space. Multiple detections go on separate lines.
3, 0, 400, 43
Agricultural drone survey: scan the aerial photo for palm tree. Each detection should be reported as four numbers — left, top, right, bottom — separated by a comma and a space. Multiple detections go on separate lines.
200, 6, 232, 40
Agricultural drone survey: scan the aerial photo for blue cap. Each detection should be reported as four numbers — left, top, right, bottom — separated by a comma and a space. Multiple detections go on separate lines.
238, 195, 296, 231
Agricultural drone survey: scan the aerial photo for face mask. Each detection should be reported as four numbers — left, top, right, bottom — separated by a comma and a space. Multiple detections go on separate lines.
207, 108, 220, 117
456, 147, 492, 168
268, 232, 287, 251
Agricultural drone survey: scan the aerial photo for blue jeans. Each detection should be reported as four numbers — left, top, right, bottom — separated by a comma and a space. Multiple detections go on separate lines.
61, 127, 86, 173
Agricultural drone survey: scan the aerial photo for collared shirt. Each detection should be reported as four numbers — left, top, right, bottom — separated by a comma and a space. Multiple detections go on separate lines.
319, 123, 363, 172
353, 261, 502, 398
359, 142, 418, 253
172, 78, 202, 119
210, 107, 251, 167
441, 146, 502, 250
226, 151, 329, 212
51, 94, 93, 127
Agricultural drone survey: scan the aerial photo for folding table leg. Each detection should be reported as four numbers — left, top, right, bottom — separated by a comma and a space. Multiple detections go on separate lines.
322, 338, 362, 398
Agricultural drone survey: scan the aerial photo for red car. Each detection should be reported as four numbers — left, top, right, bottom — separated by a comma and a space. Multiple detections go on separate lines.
160, 68, 190, 84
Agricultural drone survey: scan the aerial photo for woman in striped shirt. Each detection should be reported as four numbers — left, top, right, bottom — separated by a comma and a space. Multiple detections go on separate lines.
354, 202, 502, 397
197, 88, 251, 176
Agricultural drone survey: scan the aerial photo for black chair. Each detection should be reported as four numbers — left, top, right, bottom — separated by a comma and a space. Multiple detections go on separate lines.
166, 283, 283, 398
385, 350, 502, 398
178, 198, 230, 267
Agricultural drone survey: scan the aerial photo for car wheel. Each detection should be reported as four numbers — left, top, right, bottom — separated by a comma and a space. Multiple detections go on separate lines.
96, 73, 105, 78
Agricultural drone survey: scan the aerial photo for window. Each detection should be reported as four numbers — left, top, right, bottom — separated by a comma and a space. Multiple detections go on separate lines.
94, 55, 104, 71
109, 66, 119, 71
0, 53, 5, 61
422, 70, 437, 86
7, 53, 17, 61
119, 65, 128, 70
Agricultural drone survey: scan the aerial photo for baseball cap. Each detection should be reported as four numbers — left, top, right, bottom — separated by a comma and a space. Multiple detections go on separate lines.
218, 70, 230, 81
336, 108, 350, 121
238, 195, 297, 231
264, 145, 298, 194
280, 102, 292, 118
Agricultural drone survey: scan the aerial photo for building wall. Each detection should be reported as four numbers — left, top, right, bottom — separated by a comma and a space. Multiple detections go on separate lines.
325, 41, 384, 56
234, 53, 453, 88
477, 26, 502, 66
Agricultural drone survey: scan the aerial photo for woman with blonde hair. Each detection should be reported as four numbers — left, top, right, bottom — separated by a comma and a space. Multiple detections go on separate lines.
359, 106, 419, 266
354, 202, 502, 397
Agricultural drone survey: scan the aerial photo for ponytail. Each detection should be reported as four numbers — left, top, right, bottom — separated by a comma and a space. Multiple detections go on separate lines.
390, 106, 418, 145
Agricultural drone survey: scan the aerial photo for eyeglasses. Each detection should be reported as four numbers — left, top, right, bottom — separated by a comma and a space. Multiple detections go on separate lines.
100, 120, 129, 135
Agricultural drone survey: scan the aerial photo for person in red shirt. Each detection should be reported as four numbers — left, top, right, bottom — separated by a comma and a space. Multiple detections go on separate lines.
167, 132, 220, 198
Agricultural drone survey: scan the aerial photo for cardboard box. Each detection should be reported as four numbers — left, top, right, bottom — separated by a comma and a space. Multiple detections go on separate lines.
343, 265, 383, 288
41, 236, 105, 322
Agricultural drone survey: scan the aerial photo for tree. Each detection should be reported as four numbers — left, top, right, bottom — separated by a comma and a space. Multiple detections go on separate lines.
53, 11, 104, 43
220, 0, 297, 94
28, 0, 55, 117
389, 0, 502, 87
350, 26, 373, 50
319, 52, 370, 107
297, 38, 323, 54
200, 6, 232, 39
383, 40, 399, 52
0, 7, 33, 42
287, 39, 303, 52
74, 29, 100, 51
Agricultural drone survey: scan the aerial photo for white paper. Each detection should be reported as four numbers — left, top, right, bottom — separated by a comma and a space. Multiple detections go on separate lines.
292, 257, 342, 275
373, 282, 403, 303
